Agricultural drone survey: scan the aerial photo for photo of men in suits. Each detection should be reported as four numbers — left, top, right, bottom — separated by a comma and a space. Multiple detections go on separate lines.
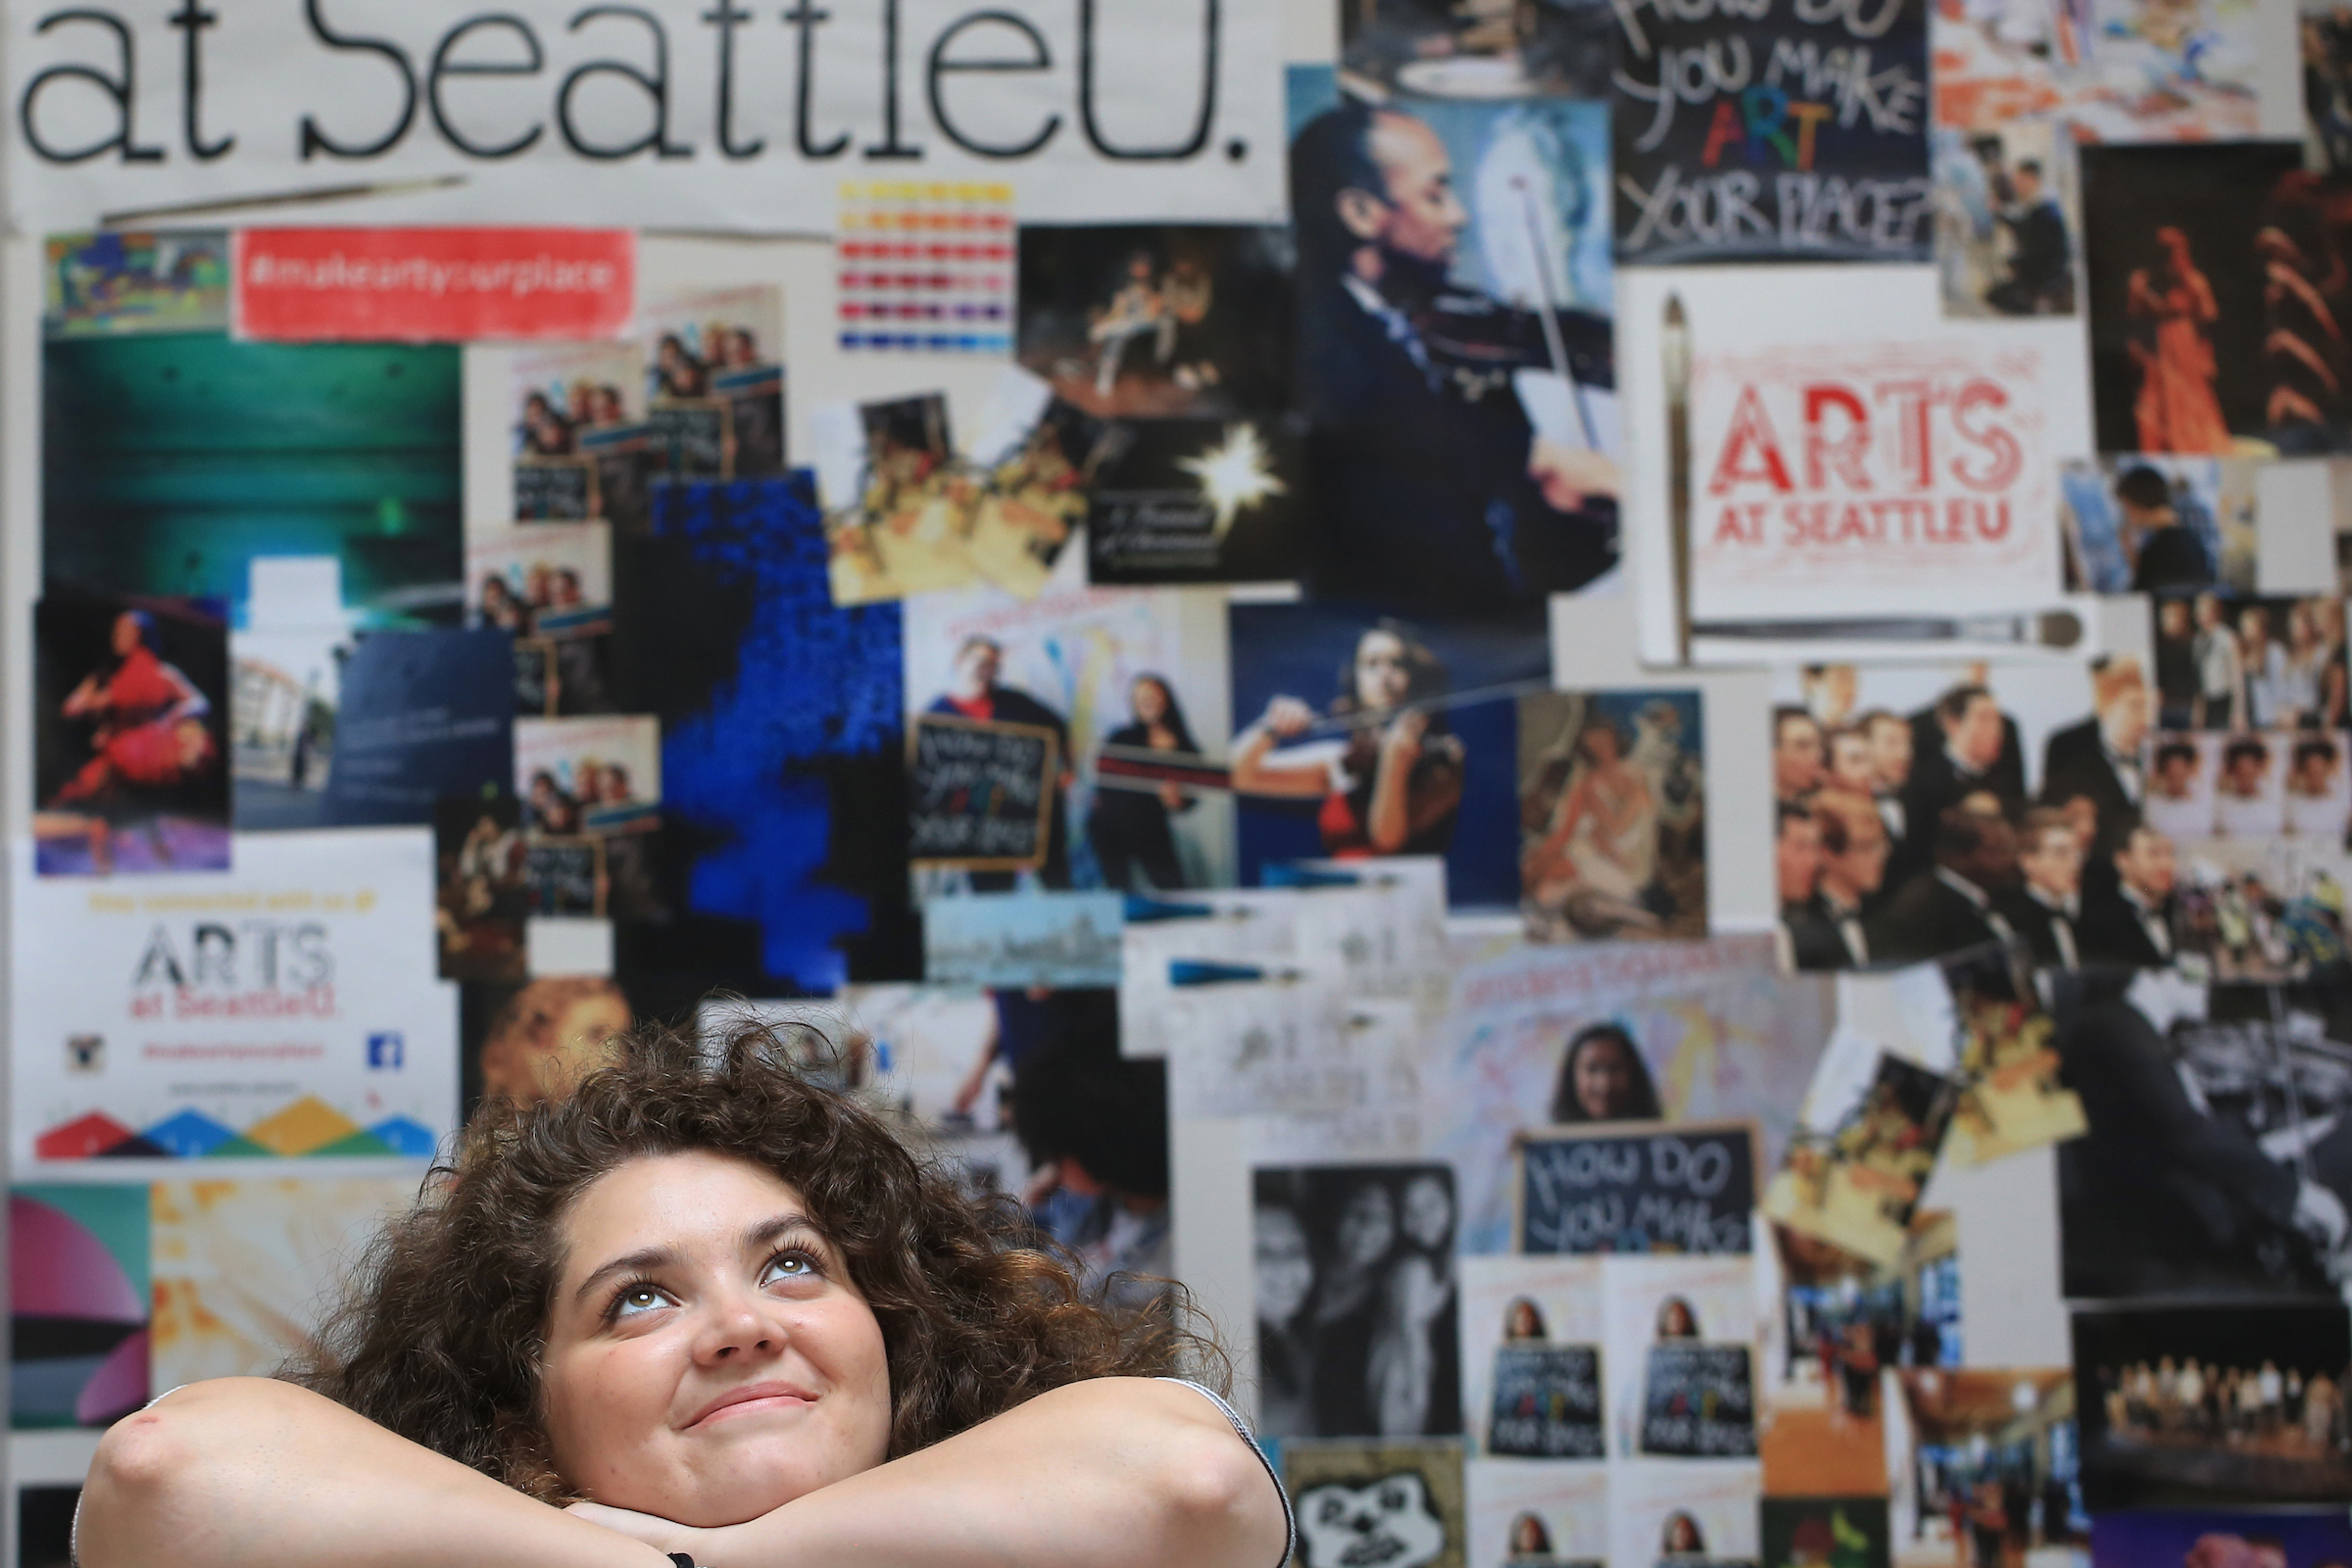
1873, 800, 2022, 966
1781, 791, 1890, 971
2039, 657, 2150, 858
2001, 808, 2085, 971
2079, 824, 2180, 968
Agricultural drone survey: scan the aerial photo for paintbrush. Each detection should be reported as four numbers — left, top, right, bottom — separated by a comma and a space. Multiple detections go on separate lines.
1691, 610, 2085, 648
1662, 292, 1692, 665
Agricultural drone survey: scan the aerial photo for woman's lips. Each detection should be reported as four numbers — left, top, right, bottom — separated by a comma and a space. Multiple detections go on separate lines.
686, 1381, 818, 1429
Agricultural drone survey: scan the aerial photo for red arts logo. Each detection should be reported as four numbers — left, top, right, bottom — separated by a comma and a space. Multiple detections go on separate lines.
1697, 352, 2038, 561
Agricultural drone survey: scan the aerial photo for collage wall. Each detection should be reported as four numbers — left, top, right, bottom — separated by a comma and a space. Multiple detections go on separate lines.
5, 1, 2352, 1566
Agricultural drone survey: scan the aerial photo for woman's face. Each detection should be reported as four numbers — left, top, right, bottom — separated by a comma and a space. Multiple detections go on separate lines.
1253, 1205, 1314, 1326
1336, 1183, 1396, 1268
1353, 631, 1414, 711
1132, 677, 1169, 726
1572, 1035, 1638, 1120
1580, 723, 1620, 766
1400, 1174, 1452, 1250
540, 1152, 893, 1529
111, 612, 143, 657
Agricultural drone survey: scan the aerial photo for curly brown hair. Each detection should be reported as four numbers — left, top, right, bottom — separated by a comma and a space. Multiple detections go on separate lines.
287, 1018, 1220, 1500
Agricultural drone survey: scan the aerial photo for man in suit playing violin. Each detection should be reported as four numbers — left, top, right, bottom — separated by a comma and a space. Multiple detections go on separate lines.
1292, 100, 1617, 615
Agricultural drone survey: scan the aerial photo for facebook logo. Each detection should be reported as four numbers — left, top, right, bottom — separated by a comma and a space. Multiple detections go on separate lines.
367, 1033, 404, 1070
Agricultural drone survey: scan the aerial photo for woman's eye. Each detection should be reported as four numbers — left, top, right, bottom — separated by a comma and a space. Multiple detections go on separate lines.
762, 1251, 817, 1285
613, 1284, 670, 1319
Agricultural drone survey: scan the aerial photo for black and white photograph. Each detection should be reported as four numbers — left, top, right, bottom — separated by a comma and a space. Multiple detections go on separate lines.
1255, 1162, 1463, 1440
2074, 1300, 2352, 1509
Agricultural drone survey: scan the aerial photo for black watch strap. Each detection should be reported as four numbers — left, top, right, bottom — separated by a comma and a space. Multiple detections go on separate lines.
669, 1555, 697, 1567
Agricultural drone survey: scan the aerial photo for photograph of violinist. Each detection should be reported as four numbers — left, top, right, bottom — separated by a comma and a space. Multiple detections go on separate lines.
1015, 225, 1295, 420
1290, 87, 1619, 616
1228, 602, 1550, 909
1339, 0, 1613, 101
33, 590, 230, 876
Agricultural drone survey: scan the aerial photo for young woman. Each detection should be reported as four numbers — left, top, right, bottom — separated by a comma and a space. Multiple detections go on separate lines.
1231, 622, 1465, 858
1087, 673, 1202, 892
1547, 1022, 1662, 1124
75, 1025, 1293, 1568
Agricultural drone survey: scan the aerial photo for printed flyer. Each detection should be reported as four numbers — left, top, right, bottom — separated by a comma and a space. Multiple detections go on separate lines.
11, 828, 456, 1167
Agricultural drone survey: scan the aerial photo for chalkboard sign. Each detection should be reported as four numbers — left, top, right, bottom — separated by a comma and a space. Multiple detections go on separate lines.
524, 835, 605, 916
1515, 1120, 1756, 1255
908, 713, 1059, 871
1639, 1343, 1756, 1457
1488, 1345, 1604, 1458
650, 399, 732, 480
1610, 0, 1932, 265
513, 637, 555, 716
515, 457, 596, 520
716, 366, 786, 477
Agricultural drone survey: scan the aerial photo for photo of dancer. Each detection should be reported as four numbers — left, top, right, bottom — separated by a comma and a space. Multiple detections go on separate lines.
1290, 78, 1618, 613
2060, 456, 2254, 594
2148, 592, 2348, 731
1253, 1163, 1463, 1440
33, 593, 229, 876
1015, 225, 1295, 419
2081, 143, 2313, 457
1516, 689, 1706, 944
2075, 1300, 2352, 1508
1230, 605, 1548, 908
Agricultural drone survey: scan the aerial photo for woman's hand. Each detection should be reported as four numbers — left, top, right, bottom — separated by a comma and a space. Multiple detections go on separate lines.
1256, 696, 1314, 740
1381, 709, 1429, 764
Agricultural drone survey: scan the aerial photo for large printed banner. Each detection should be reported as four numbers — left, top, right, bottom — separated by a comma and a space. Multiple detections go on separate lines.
11, 829, 457, 1166
7, 0, 1284, 232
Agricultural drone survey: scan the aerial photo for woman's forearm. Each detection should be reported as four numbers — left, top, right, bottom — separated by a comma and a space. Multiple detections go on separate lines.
76, 1378, 669, 1568
684, 1379, 1286, 1568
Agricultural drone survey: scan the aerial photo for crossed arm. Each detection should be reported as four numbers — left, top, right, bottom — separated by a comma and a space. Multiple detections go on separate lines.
76, 1375, 1289, 1568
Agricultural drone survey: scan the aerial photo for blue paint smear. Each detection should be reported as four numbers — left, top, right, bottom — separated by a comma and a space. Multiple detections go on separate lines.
655, 478, 903, 993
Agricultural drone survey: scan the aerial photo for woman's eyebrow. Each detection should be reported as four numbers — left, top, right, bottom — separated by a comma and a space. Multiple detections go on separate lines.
747, 1211, 827, 1252
572, 1245, 679, 1306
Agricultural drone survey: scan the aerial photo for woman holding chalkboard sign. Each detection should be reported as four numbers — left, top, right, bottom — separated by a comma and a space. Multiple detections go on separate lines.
1547, 1024, 1662, 1124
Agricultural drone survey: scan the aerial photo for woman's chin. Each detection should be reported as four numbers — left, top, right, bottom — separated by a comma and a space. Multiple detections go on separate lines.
650, 1462, 831, 1529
